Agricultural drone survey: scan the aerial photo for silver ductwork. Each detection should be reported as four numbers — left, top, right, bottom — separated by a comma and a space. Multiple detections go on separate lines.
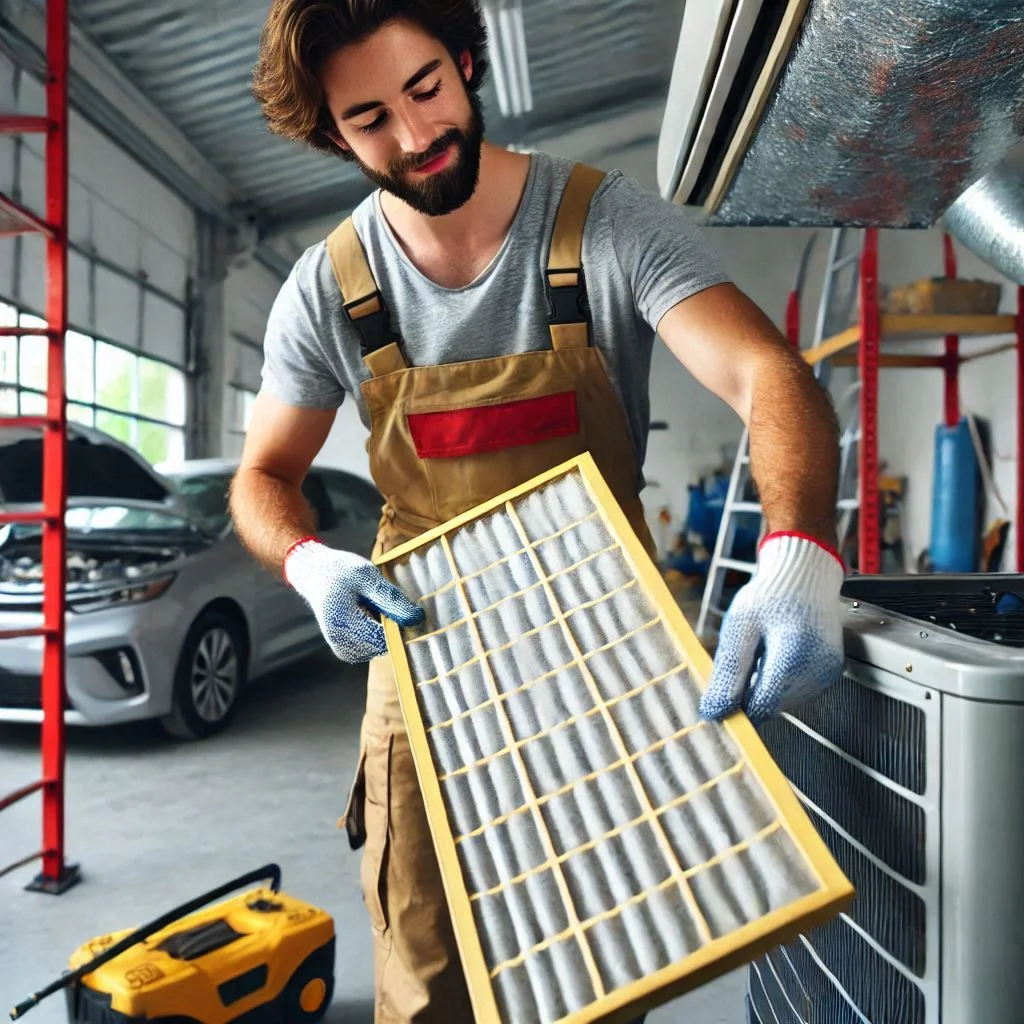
659, 0, 1024, 234
944, 145, 1024, 285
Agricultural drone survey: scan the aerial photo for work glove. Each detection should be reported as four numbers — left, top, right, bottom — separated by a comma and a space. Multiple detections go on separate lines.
699, 532, 844, 725
283, 538, 424, 663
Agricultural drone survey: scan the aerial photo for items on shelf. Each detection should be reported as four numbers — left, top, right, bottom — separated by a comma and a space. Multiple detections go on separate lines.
883, 276, 1002, 316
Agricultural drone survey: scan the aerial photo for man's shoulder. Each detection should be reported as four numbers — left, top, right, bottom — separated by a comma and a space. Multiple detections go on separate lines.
526, 149, 622, 198
528, 150, 652, 222
286, 236, 332, 286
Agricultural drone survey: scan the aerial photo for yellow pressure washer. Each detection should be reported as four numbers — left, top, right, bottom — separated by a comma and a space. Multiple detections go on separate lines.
10, 864, 335, 1024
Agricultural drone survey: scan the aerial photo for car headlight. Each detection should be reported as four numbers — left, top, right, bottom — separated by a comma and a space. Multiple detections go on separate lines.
70, 573, 176, 613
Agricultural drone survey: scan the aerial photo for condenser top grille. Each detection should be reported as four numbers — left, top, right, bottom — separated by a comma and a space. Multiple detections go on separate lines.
843, 575, 1024, 648
379, 454, 852, 1024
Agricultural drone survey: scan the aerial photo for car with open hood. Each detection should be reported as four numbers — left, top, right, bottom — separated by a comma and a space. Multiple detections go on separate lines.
0, 425, 381, 738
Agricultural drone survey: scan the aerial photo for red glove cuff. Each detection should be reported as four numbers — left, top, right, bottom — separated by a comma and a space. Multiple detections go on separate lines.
759, 530, 845, 571
282, 535, 320, 585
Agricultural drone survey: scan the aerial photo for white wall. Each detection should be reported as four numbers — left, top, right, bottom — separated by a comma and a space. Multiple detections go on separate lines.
0, 55, 192, 363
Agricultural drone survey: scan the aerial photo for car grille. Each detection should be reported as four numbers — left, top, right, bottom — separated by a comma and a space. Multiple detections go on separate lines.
0, 670, 71, 710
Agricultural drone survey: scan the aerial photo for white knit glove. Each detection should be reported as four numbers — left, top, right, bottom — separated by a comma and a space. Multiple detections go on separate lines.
283, 538, 424, 663
699, 532, 844, 725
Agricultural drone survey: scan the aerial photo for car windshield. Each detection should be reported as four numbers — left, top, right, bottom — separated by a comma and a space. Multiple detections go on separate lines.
63, 505, 194, 534
167, 473, 232, 535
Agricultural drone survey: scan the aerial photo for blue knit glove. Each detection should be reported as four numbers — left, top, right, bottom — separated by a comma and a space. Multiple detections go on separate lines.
699, 532, 844, 725
283, 538, 423, 662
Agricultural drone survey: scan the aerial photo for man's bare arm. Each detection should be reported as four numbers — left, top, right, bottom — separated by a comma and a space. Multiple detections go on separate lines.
228, 391, 337, 576
657, 282, 840, 547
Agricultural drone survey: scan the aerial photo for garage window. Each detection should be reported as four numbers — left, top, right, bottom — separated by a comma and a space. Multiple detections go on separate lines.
1, 299, 186, 466
228, 385, 257, 438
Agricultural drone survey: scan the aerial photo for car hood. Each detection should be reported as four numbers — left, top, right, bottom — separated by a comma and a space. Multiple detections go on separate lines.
0, 423, 180, 507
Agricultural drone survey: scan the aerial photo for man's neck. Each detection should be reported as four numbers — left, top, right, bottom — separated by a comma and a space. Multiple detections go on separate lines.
378, 143, 531, 287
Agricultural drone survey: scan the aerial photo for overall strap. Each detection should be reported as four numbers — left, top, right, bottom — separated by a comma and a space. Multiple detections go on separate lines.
546, 163, 606, 351
326, 217, 408, 376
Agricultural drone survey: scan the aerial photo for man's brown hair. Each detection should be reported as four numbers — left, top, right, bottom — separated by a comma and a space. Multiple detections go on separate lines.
252, 0, 489, 156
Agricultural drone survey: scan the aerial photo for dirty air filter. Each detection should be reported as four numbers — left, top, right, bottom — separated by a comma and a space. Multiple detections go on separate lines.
377, 453, 853, 1024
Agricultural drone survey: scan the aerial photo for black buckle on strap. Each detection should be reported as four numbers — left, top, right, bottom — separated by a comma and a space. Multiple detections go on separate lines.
546, 267, 590, 325
343, 292, 400, 357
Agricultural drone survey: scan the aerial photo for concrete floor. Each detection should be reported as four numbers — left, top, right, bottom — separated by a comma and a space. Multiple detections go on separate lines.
1, 648, 748, 1024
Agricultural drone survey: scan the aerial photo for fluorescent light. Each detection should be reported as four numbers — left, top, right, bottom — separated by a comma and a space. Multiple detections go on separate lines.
483, 0, 533, 118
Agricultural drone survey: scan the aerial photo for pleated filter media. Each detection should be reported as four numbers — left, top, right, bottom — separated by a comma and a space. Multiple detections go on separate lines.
378, 454, 853, 1024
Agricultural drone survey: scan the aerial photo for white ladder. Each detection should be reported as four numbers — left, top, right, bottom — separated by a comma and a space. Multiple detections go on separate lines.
695, 229, 864, 645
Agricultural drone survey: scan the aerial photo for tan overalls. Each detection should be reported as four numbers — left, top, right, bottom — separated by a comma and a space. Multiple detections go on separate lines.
329, 163, 659, 1023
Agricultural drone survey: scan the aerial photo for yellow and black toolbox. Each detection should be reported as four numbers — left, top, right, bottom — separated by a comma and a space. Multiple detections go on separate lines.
10, 864, 335, 1024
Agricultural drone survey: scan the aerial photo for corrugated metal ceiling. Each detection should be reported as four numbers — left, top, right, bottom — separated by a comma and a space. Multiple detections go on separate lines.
60, 0, 683, 231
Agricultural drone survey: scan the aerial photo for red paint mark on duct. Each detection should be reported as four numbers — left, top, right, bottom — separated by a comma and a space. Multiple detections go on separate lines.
813, 17, 1024, 226
868, 58, 897, 96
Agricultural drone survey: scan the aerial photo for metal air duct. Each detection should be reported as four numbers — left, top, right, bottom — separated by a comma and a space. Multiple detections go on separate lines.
945, 145, 1024, 285
659, 0, 1024, 231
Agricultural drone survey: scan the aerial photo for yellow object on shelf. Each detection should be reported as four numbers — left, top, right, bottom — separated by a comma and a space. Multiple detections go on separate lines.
884, 277, 1001, 316
376, 453, 853, 1024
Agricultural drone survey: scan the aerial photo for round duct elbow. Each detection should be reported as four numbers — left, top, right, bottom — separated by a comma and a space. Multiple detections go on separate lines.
945, 145, 1024, 286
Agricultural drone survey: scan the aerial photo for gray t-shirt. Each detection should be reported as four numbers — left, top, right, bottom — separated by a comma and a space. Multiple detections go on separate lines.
260, 150, 730, 479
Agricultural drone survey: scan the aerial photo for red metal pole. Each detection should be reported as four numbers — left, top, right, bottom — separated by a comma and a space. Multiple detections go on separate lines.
35, 0, 75, 892
859, 229, 881, 575
1017, 286, 1023, 574
943, 234, 960, 428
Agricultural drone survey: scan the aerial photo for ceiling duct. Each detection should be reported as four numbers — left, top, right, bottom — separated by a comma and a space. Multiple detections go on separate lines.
658, 0, 1024, 230
945, 144, 1024, 285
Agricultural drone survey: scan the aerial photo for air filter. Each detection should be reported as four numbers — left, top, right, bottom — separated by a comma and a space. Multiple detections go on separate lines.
377, 453, 853, 1024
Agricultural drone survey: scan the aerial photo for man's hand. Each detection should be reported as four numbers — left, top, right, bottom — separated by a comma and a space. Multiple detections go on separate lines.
699, 532, 844, 725
284, 539, 424, 662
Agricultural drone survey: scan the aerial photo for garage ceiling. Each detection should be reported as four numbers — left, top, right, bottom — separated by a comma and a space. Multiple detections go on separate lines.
6, 0, 683, 236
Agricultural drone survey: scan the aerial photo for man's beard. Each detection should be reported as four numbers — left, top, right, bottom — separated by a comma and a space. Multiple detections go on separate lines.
354, 93, 485, 217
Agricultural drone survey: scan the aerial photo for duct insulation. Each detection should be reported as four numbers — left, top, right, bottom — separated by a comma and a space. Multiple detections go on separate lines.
945, 144, 1024, 285
708, 0, 1024, 228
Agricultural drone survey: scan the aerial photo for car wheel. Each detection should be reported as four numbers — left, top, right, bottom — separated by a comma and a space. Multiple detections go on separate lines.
161, 610, 246, 741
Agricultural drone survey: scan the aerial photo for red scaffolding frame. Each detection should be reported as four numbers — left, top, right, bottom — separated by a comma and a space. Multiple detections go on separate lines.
0, 0, 80, 893
805, 227, 1024, 576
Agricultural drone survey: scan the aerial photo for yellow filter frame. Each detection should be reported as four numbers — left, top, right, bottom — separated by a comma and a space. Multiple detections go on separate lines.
376, 452, 853, 1024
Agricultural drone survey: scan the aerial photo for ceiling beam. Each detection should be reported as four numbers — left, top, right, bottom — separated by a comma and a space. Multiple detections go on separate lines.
0, 0, 240, 222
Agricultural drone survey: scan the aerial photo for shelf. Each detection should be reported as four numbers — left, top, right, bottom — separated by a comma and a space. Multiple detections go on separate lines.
830, 354, 947, 369
883, 313, 1018, 339
803, 313, 1018, 367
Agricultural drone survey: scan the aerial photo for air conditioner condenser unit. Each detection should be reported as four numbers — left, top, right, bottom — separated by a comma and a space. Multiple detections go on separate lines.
747, 574, 1024, 1023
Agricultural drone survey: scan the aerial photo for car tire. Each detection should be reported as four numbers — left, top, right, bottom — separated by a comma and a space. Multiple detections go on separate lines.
160, 610, 246, 741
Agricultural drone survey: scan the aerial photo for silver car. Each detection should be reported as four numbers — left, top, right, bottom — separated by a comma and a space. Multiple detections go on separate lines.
0, 426, 381, 738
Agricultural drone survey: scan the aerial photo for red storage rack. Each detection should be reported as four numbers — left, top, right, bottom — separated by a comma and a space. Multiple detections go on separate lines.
0, 0, 80, 893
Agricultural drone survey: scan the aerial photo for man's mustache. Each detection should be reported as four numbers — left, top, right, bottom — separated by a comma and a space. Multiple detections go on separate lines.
392, 128, 463, 174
